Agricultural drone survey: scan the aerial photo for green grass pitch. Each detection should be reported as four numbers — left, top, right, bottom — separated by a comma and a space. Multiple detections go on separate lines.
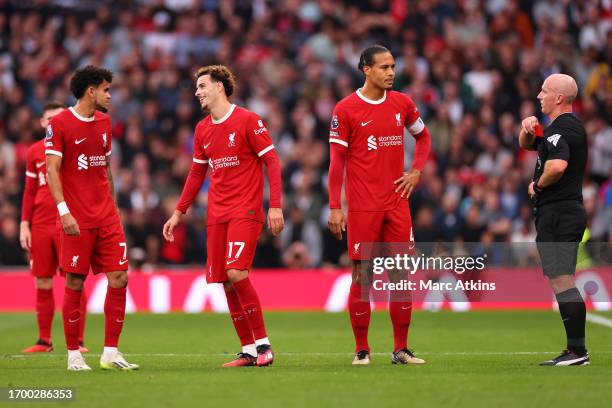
1, 311, 612, 407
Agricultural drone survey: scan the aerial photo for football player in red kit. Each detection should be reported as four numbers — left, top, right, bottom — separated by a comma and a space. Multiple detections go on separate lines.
163, 65, 283, 367
328, 45, 431, 365
46, 66, 138, 371
20, 102, 88, 354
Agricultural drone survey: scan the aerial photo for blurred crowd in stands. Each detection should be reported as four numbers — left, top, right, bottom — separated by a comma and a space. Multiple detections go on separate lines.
0, 0, 610, 270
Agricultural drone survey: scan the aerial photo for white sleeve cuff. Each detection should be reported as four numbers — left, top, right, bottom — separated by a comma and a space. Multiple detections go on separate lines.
193, 158, 208, 164
329, 138, 348, 147
257, 145, 275, 157
25, 171, 37, 178
45, 149, 63, 157
105, 150, 112, 156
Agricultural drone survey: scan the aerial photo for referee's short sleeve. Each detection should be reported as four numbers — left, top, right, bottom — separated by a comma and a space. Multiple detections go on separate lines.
547, 134, 570, 161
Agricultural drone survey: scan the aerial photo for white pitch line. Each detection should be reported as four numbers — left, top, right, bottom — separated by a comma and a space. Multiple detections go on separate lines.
4, 351, 612, 359
586, 312, 612, 329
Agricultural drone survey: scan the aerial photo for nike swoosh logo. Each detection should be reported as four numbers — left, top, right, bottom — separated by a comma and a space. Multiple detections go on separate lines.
355, 311, 367, 316
119, 259, 128, 265
226, 259, 239, 265
203, 143, 211, 149
361, 120, 373, 126
401, 306, 412, 310
68, 318, 80, 323
75, 138, 87, 144
116, 319, 124, 323
36, 162, 44, 168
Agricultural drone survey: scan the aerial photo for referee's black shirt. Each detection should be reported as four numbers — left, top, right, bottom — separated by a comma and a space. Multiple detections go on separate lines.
533, 113, 587, 206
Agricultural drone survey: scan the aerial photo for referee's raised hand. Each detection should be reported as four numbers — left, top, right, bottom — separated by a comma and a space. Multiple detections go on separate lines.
521, 116, 539, 135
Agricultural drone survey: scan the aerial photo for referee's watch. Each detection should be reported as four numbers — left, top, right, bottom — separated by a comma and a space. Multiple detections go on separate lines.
533, 178, 543, 195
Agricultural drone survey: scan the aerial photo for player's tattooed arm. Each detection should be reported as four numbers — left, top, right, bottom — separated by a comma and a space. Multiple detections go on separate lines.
106, 161, 116, 205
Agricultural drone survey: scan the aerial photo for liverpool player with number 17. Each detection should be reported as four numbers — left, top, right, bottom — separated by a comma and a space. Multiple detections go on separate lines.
328, 45, 431, 365
163, 65, 284, 367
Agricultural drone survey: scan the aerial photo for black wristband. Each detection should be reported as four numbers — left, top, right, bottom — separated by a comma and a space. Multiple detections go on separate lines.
533, 179, 543, 195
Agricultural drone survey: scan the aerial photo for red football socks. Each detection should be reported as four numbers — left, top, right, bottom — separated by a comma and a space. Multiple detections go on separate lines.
232, 278, 267, 340
389, 293, 412, 352
78, 290, 87, 344
104, 286, 126, 347
225, 288, 255, 346
348, 283, 371, 352
62, 287, 82, 351
36, 288, 54, 344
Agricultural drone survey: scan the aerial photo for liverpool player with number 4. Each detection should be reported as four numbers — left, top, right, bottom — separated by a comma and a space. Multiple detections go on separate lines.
328, 45, 431, 365
20, 102, 88, 354
163, 65, 283, 367
45, 66, 138, 371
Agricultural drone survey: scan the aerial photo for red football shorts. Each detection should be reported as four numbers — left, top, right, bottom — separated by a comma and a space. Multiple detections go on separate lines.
347, 201, 414, 261
30, 226, 60, 278
205, 218, 263, 283
59, 222, 128, 275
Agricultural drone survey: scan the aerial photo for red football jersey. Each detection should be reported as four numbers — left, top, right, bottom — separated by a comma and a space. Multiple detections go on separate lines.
24, 139, 56, 227
192, 104, 275, 225
329, 89, 424, 211
44, 107, 119, 229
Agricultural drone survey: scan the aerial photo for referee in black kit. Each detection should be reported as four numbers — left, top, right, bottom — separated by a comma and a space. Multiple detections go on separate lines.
519, 73, 589, 366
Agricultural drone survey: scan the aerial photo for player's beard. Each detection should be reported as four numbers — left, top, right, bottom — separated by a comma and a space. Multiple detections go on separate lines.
96, 103, 108, 113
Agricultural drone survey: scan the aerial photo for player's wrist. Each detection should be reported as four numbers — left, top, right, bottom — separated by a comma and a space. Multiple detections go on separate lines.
20, 220, 30, 227
57, 201, 70, 216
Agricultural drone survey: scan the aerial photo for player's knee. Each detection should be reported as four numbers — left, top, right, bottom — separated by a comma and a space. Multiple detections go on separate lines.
226, 269, 248, 283
36, 277, 53, 290
107, 271, 128, 288
223, 281, 234, 292
66, 273, 85, 290
352, 261, 363, 284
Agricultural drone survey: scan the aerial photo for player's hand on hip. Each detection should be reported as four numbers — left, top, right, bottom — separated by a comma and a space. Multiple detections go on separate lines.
19, 222, 32, 250
267, 208, 284, 236
521, 116, 539, 135
61, 213, 80, 236
328, 208, 346, 240
394, 169, 421, 198
162, 211, 182, 242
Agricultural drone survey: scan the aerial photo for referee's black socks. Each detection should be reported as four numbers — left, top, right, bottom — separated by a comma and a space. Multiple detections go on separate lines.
555, 287, 587, 356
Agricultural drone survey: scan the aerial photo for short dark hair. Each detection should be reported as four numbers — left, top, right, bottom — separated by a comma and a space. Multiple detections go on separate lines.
69, 65, 113, 99
195, 65, 235, 97
42, 101, 65, 113
358, 45, 391, 72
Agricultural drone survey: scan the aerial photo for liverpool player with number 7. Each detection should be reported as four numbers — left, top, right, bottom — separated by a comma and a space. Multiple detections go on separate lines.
327, 45, 431, 365
45, 66, 138, 371
163, 65, 283, 367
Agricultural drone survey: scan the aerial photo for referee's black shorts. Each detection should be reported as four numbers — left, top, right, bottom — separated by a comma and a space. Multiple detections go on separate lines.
535, 200, 586, 278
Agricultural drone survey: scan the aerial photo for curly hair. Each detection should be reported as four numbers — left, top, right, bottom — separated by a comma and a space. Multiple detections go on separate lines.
69, 65, 113, 99
195, 65, 236, 97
